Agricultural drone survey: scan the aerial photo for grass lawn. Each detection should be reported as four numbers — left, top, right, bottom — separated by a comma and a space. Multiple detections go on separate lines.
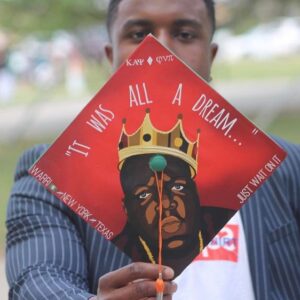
0, 113, 299, 253
213, 55, 300, 81
267, 114, 300, 143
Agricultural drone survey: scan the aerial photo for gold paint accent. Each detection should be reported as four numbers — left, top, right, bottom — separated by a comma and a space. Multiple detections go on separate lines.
118, 113, 200, 177
130, 128, 140, 146
139, 236, 156, 264
138, 231, 204, 264
171, 126, 180, 148
157, 132, 168, 147
174, 137, 183, 148
199, 231, 203, 253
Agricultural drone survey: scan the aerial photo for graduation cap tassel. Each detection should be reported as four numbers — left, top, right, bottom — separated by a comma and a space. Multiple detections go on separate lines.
149, 155, 167, 300
155, 271, 164, 300
154, 170, 164, 300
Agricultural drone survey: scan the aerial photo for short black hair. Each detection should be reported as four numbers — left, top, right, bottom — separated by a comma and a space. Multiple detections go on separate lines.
106, 0, 216, 36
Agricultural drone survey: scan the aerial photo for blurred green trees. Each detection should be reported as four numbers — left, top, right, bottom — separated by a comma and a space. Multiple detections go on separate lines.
1, 0, 299, 36
214, 0, 299, 32
0, 0, 106, 36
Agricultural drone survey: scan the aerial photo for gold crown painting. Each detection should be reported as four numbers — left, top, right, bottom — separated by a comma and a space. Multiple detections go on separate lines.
118, 110, 200, 177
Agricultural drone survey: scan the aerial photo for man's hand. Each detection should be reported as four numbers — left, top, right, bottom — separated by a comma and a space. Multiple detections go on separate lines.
92, 262, 177, 300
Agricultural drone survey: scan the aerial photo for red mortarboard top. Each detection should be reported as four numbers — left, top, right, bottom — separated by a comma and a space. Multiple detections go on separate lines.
29, 35, 286, 276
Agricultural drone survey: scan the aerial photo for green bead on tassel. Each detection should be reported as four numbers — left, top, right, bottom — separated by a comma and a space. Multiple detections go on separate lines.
149, 155, 167, 172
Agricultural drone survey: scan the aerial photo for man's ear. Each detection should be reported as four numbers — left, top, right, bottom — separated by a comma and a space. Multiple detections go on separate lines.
210, 42, 218, 65
105, 43, 113, 65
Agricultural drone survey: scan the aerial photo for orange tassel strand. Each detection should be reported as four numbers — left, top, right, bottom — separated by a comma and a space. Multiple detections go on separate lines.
154, 171, 165, 299
150, 155, 167, 299
156, 272, 164, 300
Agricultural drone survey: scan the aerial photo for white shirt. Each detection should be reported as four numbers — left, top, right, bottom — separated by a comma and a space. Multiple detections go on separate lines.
174, 212, 255, 300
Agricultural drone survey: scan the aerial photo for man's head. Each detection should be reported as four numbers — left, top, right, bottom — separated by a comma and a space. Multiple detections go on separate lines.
120, 154, 202, 253
105, 0, 218, 80
106, 0, 216, 37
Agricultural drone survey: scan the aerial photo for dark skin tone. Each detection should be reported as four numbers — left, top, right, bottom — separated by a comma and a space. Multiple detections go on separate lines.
105, 0, 217, 80
131, 174, 191, 246
124, 171, 202, 276
95, 263, 176, 300
93, 0, 218, 299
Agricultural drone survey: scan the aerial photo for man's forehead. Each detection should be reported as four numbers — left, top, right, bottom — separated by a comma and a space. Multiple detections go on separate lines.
115, 0, 208, 24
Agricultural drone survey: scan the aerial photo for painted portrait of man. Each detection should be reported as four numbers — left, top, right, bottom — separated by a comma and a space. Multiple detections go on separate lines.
113, 112, 235, 276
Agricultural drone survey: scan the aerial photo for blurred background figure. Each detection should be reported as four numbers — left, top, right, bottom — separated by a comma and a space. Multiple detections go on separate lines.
65, 46, 87, 97
0, 31, 16, 104
0, 0, 299, 298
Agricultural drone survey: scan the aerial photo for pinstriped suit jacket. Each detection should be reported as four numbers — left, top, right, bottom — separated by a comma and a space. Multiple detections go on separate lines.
6, 137, 300, 299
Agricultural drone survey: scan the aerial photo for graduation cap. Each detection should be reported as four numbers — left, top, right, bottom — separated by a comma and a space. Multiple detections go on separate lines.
30, 35, 286, 280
